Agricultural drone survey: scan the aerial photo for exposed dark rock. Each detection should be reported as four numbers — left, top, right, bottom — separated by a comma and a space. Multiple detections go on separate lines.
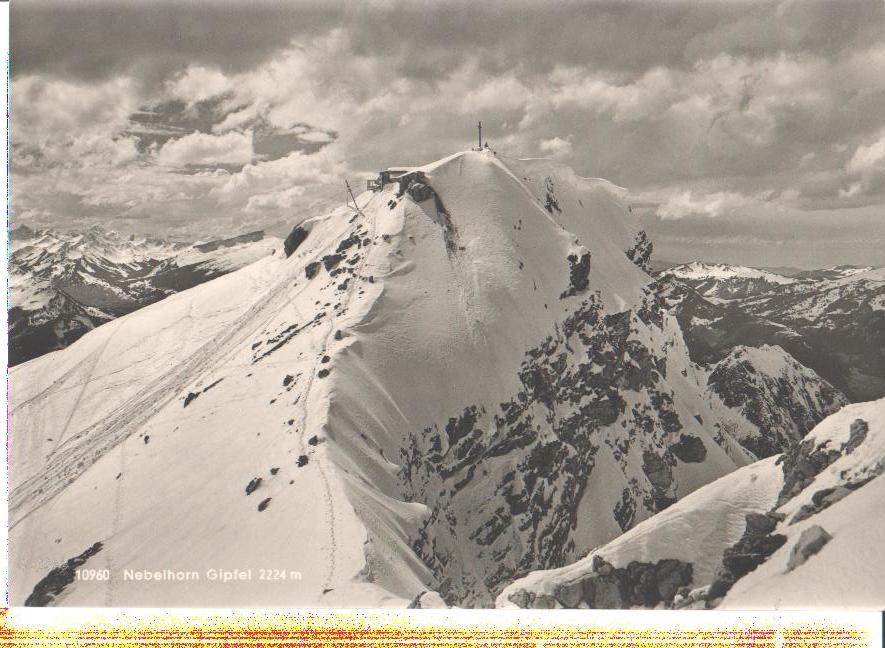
200, 378, 224, 394
642, 450, 673, 492
25, 542, 104, 606
407, 182, 435, 202
252, 313, 326, 363
402, 291, 698, 605
670, 434, 707, 463
655, 558, 691, 601
560, 252, 591, 299
143, 435, 150, 444
246, 477, 262, 495
257, 497, 272, 512
283, 226, 309, 258
297, 455, 309, 467
845, 419, 868, 454
397, 171, 432, 201
526, 593, 560, 609
270, 467, 280, 476
744, 512, 778, 536
283, 375, 295, 387
322, 254, 344, 271
543, 176, 562, 214
183, 392, 200, 407
318, 368, 330, 379
507, 589, 532, 609
707, 512, 787, 600
651, 391, 682, 434
636, 286, 666, 330
613, 488, 636, 532
704, 347, 847, 458
554, 580, 584, 607
786, 525, 832, 571
305, 262, 321, 279
777, 436, 843, 506
336, 232, 361, 254
515, 556, 693, 609
625, 230, 653, 273
790, 473, 879, 524
406, 591, 427, 608
308, 436, 320, 446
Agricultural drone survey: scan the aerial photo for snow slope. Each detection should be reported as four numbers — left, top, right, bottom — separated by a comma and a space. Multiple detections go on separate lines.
722, 399, 885, 609
498, 398, 884, 609
10, 150, 754, 608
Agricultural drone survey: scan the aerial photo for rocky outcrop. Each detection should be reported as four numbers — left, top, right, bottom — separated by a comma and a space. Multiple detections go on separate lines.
397, 171, 458, 253
790, 473, 878, 524
670, 434, 707, 463
707, 512, 787, 601
283, 226, 309, 258
626, 230, 653, 273
777, 433, 846, 506
846, 418, 869, 454
543, 176, 562, 214
707, 346, 848, 458
560, 253, 592, 299
400, 292, 727, 605
786, 525, 832, 572
509, 556, 693, 609
25, 542, 104, 606
245, 477, 262, 495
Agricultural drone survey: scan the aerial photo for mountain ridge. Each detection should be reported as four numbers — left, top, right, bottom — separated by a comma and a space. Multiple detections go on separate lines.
7, 150, 862, 609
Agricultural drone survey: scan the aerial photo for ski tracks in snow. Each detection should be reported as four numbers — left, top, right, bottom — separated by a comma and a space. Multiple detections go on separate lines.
9, 258, 319, 529
293, 194, 379, 595
10, 194, 381, 602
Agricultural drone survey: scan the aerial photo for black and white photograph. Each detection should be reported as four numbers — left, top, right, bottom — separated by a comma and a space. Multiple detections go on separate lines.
5, 0, 885, 613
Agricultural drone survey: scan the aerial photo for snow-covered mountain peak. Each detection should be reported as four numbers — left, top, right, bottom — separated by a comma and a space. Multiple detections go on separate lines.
9, 150, 776, 608
665, 261, 795, 285
705, 344, 848, 458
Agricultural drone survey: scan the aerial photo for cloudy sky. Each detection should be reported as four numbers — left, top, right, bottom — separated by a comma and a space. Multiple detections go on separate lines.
11, 0, 885, 267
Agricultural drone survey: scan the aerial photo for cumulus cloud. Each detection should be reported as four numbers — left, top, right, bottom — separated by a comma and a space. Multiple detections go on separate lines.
847, 130, 885, 175
245, 185, 307, 213
655, 190, 751, 220
154, 131, 255, 168
8, 0, 885, 264
538, 136, 573, 160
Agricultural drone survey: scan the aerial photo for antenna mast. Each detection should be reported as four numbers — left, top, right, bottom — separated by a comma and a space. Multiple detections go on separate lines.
477, 120, 482, 150
345, 179, 363, 216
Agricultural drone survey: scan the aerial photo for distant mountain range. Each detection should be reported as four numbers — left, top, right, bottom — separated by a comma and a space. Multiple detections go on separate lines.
8, 225, 280, 365
656, 261, 885, 402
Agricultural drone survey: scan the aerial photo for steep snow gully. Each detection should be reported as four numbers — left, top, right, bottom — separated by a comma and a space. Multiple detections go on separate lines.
12, 151, 767, 607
